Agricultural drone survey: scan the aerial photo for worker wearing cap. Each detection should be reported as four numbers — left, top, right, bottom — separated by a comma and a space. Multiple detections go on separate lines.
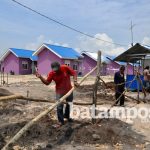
36, 62, 79, 127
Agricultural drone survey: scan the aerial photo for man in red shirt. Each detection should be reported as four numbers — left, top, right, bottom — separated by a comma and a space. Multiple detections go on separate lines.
36, 62, 78, 126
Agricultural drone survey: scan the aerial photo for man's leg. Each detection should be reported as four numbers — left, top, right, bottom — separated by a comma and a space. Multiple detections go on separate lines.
115, 92, 120, 105
64, 92, 73, 120
56, 94, 64, 125
120, 92, 125, 106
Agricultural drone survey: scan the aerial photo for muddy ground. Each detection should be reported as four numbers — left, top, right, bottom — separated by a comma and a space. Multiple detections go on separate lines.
0, 75, 150, 149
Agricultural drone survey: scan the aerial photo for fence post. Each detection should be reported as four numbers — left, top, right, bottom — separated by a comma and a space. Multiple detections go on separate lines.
92, 50, 101, 123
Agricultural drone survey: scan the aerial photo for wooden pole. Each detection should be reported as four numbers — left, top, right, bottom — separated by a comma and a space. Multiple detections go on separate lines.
92, 51, 101, 123
136, 75, 140, 102
7, 73, 8, 86
2, 66, 97, 150
1, 69, 2, 85
137, 75, 147, 102
0, 95, 23, 101
2, 67, 4, 85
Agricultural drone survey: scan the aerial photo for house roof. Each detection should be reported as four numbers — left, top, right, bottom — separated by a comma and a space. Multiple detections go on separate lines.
106, 57, 122, 65
114, 43, 150, 63
33, 43, 82, 59
0, 48, 37, 61
81, 51, 107, 62
82, 51, 112, 63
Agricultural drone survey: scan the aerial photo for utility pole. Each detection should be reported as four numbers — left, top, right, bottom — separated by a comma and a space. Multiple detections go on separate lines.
130, 20, 136, 46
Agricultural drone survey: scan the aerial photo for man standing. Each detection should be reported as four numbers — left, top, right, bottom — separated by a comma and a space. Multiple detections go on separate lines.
143, 66, 150, 91
36, 62, 78, 127
114, 66, 125, 106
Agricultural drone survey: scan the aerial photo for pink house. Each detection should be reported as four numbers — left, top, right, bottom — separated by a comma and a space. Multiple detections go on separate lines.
33, 43, 83, 75
81, 52, 135, 76
0, 48, 37, 75
81, 52, 97, 75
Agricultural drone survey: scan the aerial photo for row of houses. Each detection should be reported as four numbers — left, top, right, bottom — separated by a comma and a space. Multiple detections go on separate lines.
0, 43, 136, 76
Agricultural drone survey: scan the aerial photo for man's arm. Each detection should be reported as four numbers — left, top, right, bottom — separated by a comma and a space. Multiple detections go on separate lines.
65, 66, 79, 87
73, 73, 79, 87
147, 71, 150, 78
114, 72, 119, 84
36, 72, 51, 85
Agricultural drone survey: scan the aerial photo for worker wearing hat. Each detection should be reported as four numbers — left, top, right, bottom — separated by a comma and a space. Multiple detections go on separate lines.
36, 62, 79, 127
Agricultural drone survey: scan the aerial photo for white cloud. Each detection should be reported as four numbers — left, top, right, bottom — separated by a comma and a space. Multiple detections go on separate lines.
142, 37, 150, 45
77, 33, 126, 57
25, 35, 70, 50
26, 34, 45, 50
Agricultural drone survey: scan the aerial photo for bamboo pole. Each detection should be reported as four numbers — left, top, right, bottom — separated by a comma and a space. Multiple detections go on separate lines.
2, 66, 97, 150
0, 95, 112, 105
0, 95, 23, 101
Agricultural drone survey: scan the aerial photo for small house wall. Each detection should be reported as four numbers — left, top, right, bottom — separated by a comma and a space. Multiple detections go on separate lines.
1, 52, 19, 74
62, 59, 81, 74
81, 54, 97, 75
106, 60, 120, 75
19, 58, 32, 75
37, 48, 63, 75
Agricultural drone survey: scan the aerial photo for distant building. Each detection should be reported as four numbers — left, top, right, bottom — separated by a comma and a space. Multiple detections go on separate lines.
114, 43, 150, 74
81, 52, 97, 75
142, 55, 150, 69
33, 43, 83, 75
0, 48, 37, 75
81, 52, 123, 76
81, 51, 139, 76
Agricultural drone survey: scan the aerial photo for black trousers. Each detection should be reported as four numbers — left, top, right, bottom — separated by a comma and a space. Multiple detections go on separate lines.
115, 91, 125, 106
56, 92, 73, 124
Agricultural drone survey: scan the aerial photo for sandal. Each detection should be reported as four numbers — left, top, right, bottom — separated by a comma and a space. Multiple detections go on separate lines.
52, 123, 64, 128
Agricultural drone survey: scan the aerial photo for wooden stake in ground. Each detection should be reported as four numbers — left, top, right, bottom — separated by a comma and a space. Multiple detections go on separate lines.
92, 51, 101, 123
2, 66, 97, 150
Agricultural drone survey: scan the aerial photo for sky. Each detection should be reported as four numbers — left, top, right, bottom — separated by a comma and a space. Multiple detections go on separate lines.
0, 0, 150, 57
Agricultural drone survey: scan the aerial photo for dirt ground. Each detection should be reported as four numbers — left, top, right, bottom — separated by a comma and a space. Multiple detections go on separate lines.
0, 75, 150, 150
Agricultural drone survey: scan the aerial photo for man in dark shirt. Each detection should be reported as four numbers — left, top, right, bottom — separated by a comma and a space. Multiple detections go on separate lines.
114, 65, 125, 106
36, 62, 79, 127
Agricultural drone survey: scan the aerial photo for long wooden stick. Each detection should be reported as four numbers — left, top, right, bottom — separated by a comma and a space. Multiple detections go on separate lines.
0, 95, 23, 101
0, 95, 51, 103
0, 95, 109, 105
2, 66, 97, 150
92, 51, 101, 123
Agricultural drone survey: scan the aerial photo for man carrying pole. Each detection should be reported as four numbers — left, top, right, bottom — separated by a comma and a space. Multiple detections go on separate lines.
36, 62, 79, 127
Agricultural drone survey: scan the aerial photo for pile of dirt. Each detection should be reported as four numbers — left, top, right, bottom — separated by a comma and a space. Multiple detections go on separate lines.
0, 134, 5, 149
105, 81, 115, 90
75, 84, 114, 102
0, 119, 145, 149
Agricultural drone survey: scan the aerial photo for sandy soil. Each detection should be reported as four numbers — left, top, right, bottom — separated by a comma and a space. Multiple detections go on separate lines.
0, 75, 150, 150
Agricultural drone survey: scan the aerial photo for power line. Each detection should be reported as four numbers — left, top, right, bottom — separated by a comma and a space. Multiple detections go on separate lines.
11, 0, 127, 47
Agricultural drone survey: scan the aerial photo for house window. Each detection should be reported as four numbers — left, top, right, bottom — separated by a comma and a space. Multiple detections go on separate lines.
22, 61, 28, 70
64, 60, 70, 66
73, 64, 78, 70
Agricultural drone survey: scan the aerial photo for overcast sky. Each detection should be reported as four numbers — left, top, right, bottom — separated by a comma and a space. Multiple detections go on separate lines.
0, 0, 150, 57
